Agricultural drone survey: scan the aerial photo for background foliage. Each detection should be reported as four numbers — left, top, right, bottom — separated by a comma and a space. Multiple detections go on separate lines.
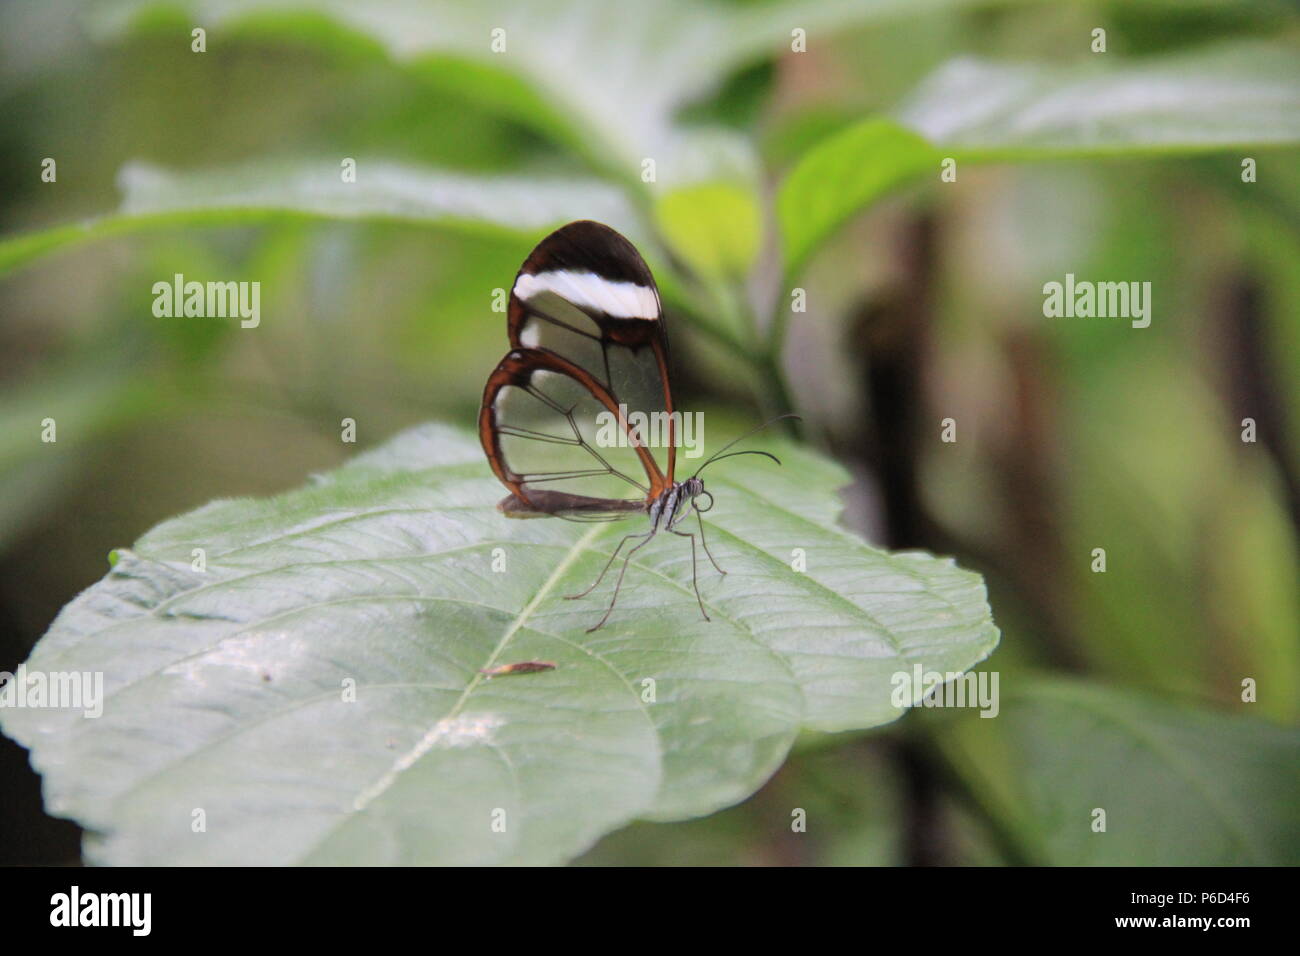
1, 0, 1297, 865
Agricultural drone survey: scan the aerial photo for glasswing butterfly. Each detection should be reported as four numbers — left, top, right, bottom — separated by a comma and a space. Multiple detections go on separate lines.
479, 220, 792, 632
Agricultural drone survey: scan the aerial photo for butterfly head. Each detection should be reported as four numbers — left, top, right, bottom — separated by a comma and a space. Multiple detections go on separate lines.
681, 476, 711, 512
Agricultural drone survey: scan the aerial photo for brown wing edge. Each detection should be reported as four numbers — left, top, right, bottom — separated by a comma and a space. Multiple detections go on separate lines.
496, 490, 646, 519
478, 347, 667, 516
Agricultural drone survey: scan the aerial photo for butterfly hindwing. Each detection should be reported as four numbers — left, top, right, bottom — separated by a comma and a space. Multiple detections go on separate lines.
480, 348, 657, 519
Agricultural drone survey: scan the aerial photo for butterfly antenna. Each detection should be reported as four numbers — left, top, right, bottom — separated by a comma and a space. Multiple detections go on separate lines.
692, 413, 801, 478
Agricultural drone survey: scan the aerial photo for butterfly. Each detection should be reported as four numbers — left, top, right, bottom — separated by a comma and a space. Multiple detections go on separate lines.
479, 220, 792, 631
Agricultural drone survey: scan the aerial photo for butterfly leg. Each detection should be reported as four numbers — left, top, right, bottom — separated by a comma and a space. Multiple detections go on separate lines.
671, 529, 712, 623
566, 530, 652, 601
587, 531, 656, 633
696, 509, 726, 576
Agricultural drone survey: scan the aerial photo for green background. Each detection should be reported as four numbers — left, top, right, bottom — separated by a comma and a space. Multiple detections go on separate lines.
1, 0, 1297, 865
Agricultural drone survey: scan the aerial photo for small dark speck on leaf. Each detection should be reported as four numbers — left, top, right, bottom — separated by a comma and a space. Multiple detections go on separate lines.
479, 660, 557, 679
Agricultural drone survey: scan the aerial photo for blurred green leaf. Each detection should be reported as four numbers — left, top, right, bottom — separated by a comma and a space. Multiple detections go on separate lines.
0, 360, 162, 548
777, 118, 940, 281
578, 743, 903, 866
0, 160, 640, 278
654, 182, 763, 279
85, 0, 975, 294
899, 40, 1300, 158
99, 0, 915, 188
1, 423, 998, 864
937, 678, 1300, 865
780, 41, 1300, 278
1062, 350, 1237, 698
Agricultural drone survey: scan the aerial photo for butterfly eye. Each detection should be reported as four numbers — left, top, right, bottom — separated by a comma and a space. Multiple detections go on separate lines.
695, 490, 715, 513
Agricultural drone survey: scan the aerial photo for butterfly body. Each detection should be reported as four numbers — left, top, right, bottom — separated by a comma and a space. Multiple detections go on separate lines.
649, 476, 707, 533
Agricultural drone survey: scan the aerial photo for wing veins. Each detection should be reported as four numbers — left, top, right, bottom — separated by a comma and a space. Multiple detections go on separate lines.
515, 383, 649, 496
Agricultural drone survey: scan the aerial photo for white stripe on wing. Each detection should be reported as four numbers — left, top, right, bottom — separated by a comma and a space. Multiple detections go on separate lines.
514, 269, 660, 320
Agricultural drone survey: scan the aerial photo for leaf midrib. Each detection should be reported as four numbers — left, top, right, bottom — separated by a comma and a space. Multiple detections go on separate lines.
347, 524, 604, 817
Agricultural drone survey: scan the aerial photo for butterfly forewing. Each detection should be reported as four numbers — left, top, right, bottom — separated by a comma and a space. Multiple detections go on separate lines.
481, 221, 676, 520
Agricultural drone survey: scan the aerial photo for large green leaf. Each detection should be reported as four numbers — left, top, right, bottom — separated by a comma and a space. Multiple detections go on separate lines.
1, 424, 998, 865
936, 678, 1300, 865
779, 41, 1300, 279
